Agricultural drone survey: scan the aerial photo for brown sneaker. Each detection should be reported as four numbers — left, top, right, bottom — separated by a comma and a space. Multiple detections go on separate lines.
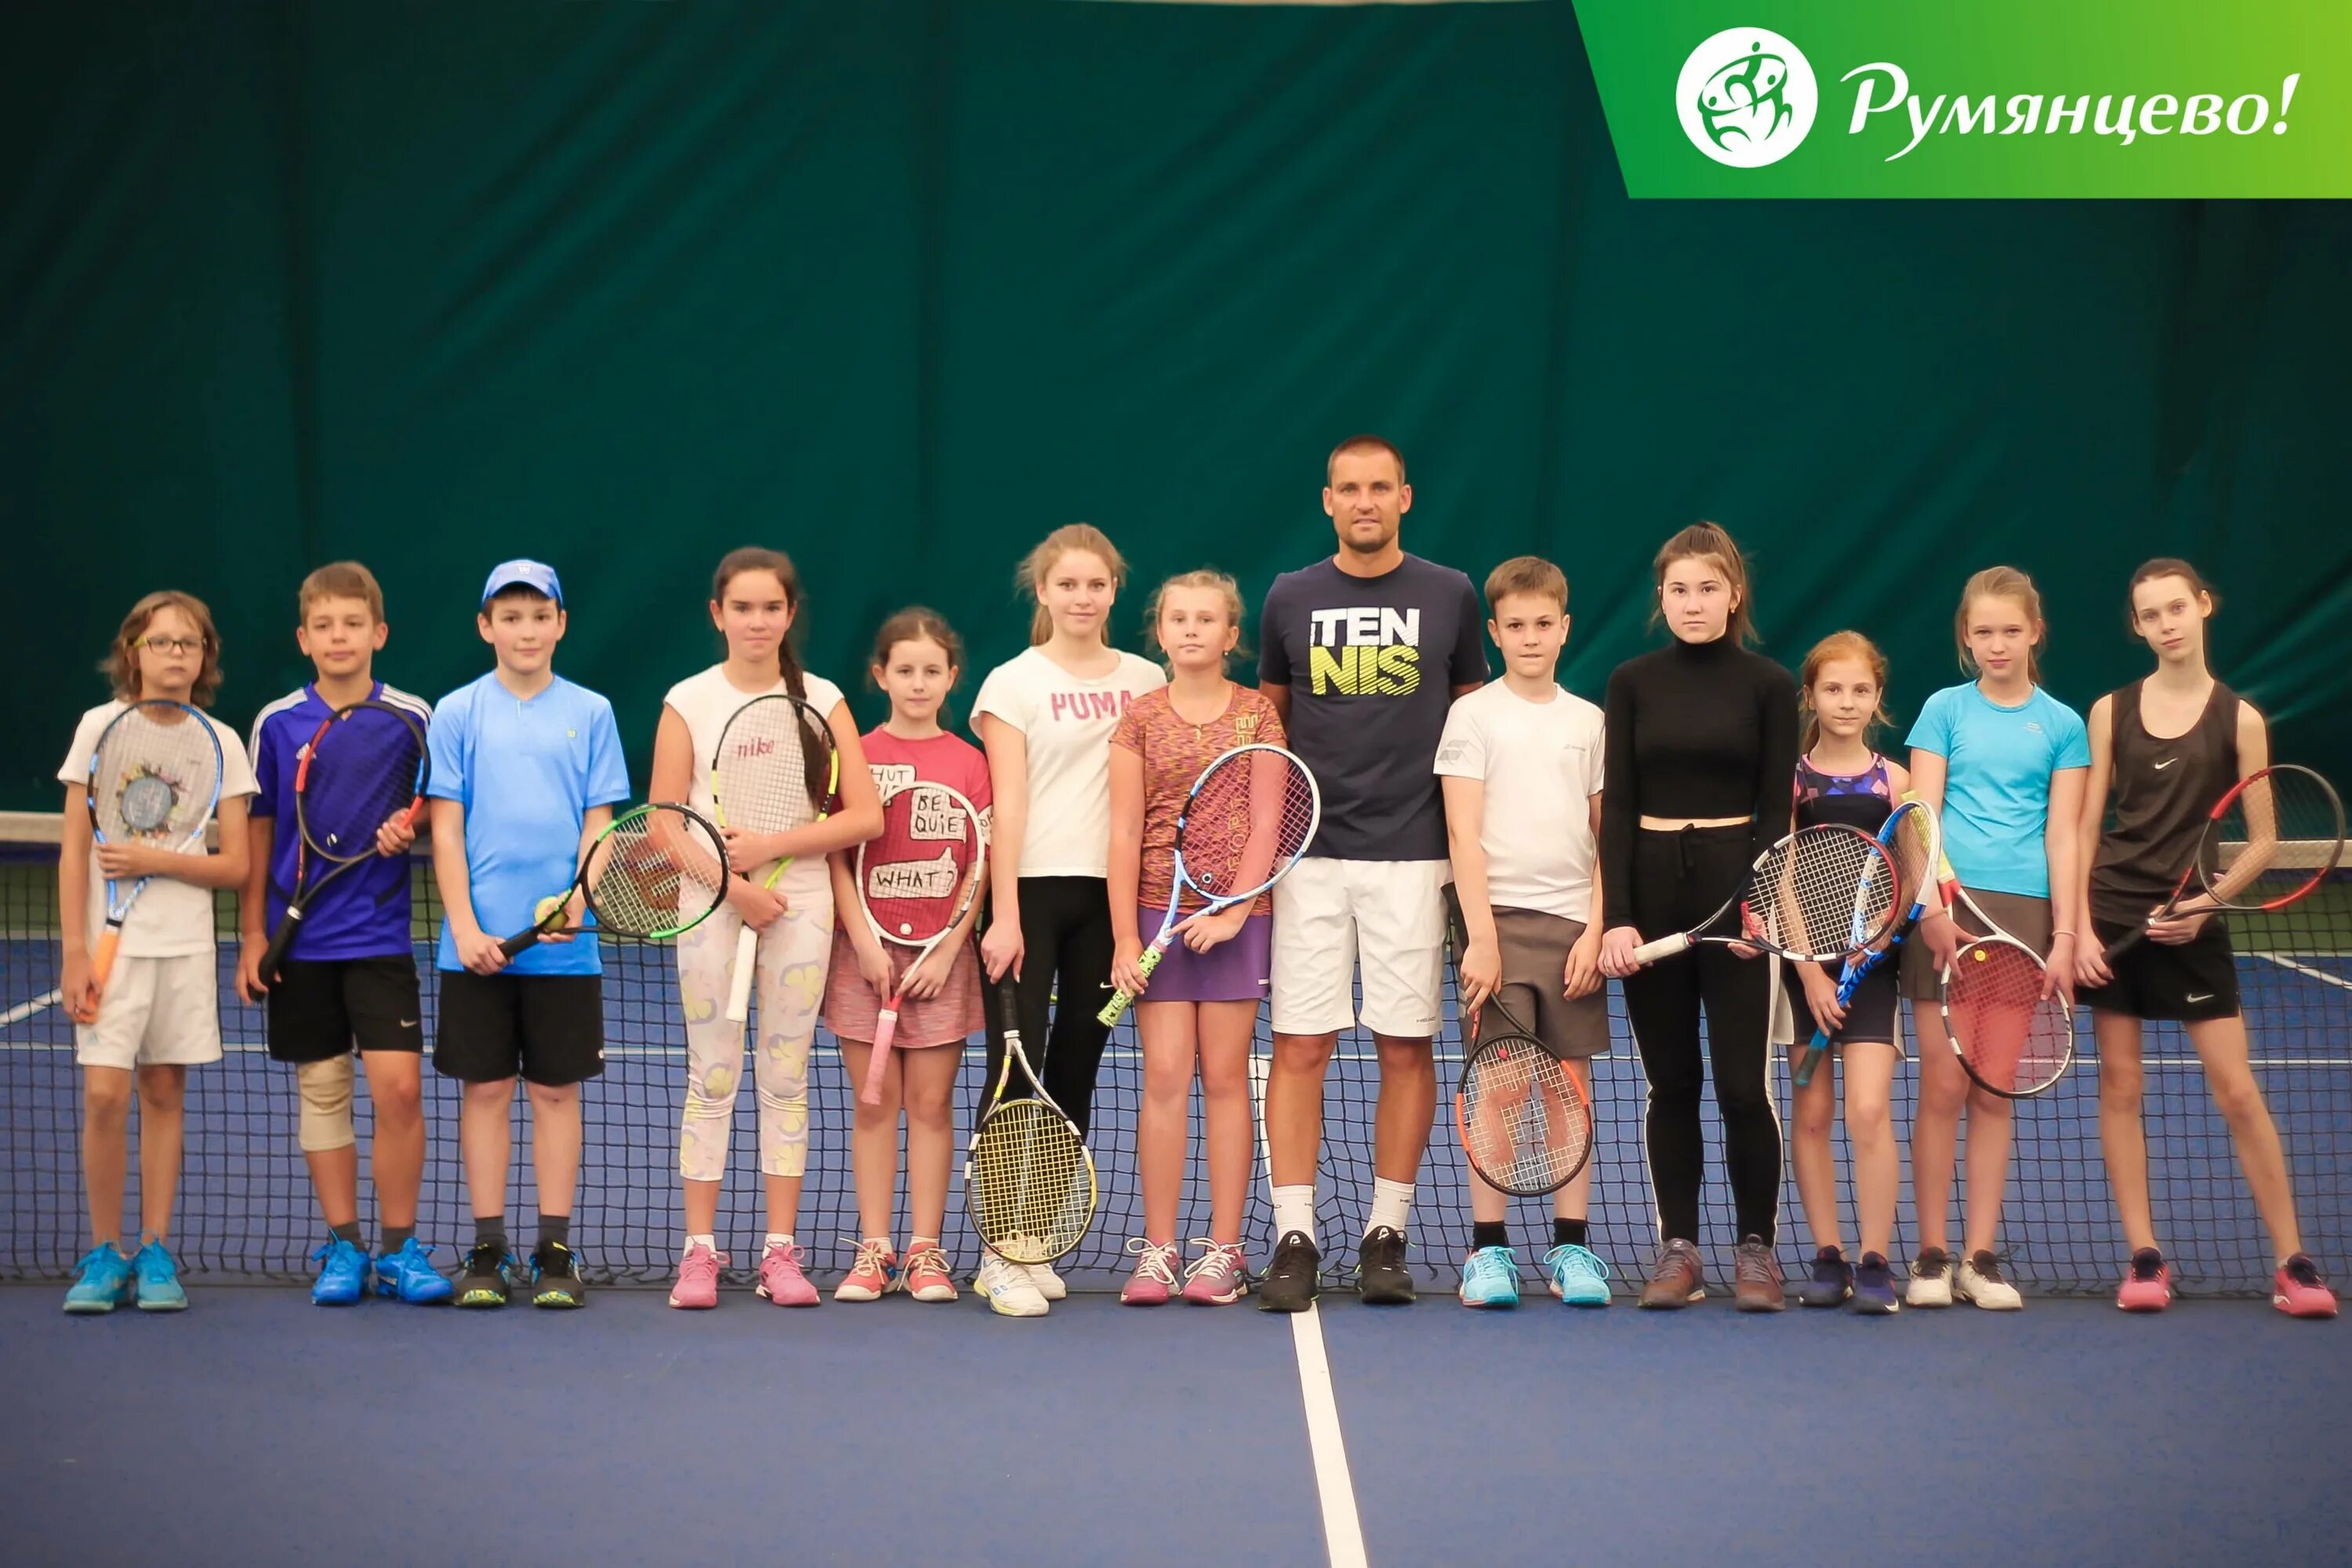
1734, 1236, 1787, 1312
1639, 1239, 1705, 1308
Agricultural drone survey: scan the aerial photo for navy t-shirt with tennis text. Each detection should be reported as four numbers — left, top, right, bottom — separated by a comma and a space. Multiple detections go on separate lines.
1258, 553, 1487, 862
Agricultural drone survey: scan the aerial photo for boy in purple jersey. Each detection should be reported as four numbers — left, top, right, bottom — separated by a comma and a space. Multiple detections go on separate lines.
236, 564, 448, 1305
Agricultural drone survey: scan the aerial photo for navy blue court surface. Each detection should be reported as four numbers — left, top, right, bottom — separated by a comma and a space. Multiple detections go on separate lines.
7, 1286, 2346, 1567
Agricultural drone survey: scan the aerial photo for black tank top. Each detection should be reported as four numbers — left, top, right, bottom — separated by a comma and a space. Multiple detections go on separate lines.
2089, 679, 2239, 924
1793, 753, 1893, 836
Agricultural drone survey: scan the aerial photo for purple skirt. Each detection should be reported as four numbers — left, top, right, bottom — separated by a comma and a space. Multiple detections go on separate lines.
1135, 906, 1272, 1005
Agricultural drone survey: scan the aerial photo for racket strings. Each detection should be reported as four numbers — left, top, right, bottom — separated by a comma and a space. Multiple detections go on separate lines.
92, 706, 222, 842
970, 1100, 1092, 1261
1748, 828, 1898, 956
1177, 753, 1317, 902
585, 808, 726, 937
1947, 939, 2071, 1094
1460, 1041, 1589, 1194
301, 714, 423, 861
1890, 805, 1937, 911
714, 702, 825, 835
2212, 766, 2346, 906
861, 786, 982, 942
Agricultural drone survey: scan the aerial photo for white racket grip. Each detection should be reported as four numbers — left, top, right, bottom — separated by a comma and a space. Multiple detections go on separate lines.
725, 924, 760, 1023
1629, 932, 1693, 967
860, 1009, 900, 1106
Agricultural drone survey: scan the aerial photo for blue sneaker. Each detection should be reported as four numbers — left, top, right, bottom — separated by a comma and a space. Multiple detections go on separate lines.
374, 1240, 454, 1304
1542, 1243, 1613, 1307
1457, 1245, 1521, 1308
310, 1237, 371, 1305
64, 1243, 135, 1315
130, 1239, 188, 1312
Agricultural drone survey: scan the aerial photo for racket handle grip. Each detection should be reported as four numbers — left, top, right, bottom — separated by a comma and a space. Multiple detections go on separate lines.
258, 909, 301, 985
2099, 924, 2148, 966
1095, 944, 1166, 1026
89, 926, 122, 1004
497, 927, 543, 960
859, 1011, 899, 1106
1791, 1034, 1829, 1089
1628, 932, 1690, 967
724, 924, 760, 1023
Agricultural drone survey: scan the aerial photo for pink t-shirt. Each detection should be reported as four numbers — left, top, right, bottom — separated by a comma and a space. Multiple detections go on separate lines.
1112, 684, 1285, 913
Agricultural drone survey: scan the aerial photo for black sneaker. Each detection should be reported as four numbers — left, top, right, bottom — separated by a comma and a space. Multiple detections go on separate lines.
1852, 1251, 1900, 1315
1258, 1230, 1320, 1313
455, 1240, 513, 1309
531, 1241, 587, 1309
1798, 1245, 1853, 1308
1356, 1225, 1416, 1305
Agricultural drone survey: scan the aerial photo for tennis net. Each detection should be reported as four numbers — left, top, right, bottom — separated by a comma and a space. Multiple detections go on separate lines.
4, 813, 2344, 1296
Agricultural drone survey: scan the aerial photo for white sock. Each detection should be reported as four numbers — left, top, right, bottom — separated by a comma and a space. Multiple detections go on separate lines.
684, 1233, 715, 1255
1367, 1178, 1414, 1237
764, 1232, 794, 1253
1272, 1184, 1317, 1245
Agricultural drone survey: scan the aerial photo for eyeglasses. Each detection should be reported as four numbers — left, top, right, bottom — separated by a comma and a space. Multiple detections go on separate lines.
140, 636, 204, 655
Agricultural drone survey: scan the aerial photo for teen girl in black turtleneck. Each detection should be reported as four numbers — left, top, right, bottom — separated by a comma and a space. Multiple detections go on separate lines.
1597, 524, 1798, 1310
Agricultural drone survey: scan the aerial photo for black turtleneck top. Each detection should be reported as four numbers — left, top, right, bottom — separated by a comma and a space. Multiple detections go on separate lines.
1598, 634, 1799, 928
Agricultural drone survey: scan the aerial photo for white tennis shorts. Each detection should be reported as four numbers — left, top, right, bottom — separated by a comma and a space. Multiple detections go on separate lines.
1269, 858, 1447, 1037
74, 951, 225, 1070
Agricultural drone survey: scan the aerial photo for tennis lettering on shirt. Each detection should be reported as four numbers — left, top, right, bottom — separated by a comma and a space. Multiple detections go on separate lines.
1307, 607, 1424, 697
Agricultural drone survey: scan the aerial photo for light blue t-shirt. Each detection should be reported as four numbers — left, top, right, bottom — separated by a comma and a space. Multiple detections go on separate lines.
1906, 681, 2089, 898
426, 671, 631, 976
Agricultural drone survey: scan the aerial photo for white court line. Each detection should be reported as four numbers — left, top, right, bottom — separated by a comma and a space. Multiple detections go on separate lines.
1249, 1052, 1367, 1568
1, 989, 60, 1027
2255, 952, 2352, 993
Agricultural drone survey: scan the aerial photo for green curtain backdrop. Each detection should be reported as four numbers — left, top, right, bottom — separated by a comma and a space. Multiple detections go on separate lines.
6, 0, 2347, 811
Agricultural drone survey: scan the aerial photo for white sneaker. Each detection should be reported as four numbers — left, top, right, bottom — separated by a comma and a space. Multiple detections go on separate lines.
1005, 1234, 1066, 1300
976, 1252, 1049, 1318
1955, 1250, 2023, 1311
1907, 1247, 1954, 1308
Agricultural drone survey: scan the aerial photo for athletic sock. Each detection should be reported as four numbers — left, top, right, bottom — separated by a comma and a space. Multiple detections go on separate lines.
1472, 1221, 1510, 1253
764, 1232, 795, 1254
684, 1232, 716, 1256
474, 1215, 507, 1253
1367, 1177, 1414, 1237
382, 1225, 415, 1255
1554, 1218, 1588, 1248
536, 1214, 571, 1250
1271, 1185, 1317, 1246
328, 1220, 363, 1247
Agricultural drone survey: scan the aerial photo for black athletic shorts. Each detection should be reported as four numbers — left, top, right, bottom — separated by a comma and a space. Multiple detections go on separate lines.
432, 971, 605, 1086
2079, 917, 2240, 1023
1786, 951, 1903, 1054
265, 956, 425, 1064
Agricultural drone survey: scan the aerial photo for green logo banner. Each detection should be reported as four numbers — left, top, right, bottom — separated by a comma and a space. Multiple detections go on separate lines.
1576, 1, 2347, 196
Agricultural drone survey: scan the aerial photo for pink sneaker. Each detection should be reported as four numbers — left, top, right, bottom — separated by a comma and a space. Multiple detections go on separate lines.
2116, 1248, 2172, 1313
835, 1239, 895, 1302
1181, 1240, 1248, 1305
668, 1242, 725, 1310
902, 1242, 957, 1303
756, 1240, 820, 1307
2274, 1253, 2339, 1319
1120, 1239, 1180, 1305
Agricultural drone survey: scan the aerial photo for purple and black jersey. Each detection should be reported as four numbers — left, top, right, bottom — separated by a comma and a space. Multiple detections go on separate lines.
249, 683, 432, 963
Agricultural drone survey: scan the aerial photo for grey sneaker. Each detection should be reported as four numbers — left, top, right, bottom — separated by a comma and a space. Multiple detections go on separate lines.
1639, 1238, 1705, 1308
1733, 1235, 1786, 1312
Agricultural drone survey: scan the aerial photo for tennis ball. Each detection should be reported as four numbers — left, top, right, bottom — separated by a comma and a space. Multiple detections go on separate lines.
535, 894, 566, 926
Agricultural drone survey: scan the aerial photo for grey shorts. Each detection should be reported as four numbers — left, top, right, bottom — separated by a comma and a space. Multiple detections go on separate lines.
1898, 887, 2054, 1002
1446, 891, 1612, 1061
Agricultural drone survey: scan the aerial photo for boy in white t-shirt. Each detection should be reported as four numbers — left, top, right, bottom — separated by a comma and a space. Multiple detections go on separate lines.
57, 591, 259, 1314
1433, 557, 1610, 1311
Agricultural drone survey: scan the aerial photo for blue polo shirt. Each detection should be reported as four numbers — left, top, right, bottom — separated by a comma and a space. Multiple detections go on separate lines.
249, 682, 433, 962
1907, 681, 2089, 898
426, 671, 631, 976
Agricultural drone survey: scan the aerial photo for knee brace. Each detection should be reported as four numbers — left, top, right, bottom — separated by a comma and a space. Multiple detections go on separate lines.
297, 1055, 357, 1152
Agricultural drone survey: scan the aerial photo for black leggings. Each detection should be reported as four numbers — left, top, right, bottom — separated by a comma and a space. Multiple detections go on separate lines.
982, 876, 1116, 1140
1620, 826, 1781, 1247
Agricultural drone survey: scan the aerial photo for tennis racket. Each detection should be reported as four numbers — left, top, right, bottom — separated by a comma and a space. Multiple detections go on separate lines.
966, 980, 1098, 1265
1792, 796, 1940, 1089
1933, 852, 2074, 1099
84, 699, 227, 1007
256, 699, 429, 984
2099, 764, 2345, 963
1628, 823, 1900, 967
499, 802, 728, 957
710, 693, 839, 1023
1095, 744, 1319, 1026
853, 779, 989, 1106
1455, 982, 1595, 1199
